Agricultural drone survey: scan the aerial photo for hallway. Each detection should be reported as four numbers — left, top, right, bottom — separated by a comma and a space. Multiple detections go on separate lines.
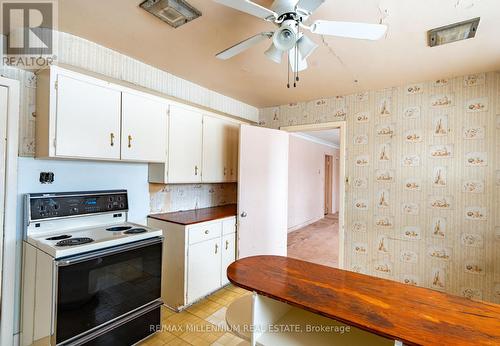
287, 214, 339, 268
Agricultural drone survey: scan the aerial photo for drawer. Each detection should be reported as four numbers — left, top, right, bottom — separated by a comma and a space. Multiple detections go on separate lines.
189, 222, 222, 245
222, 217, 236, 235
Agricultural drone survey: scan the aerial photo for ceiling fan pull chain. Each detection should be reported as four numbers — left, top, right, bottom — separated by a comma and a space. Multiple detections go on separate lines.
287, 52, 290, 88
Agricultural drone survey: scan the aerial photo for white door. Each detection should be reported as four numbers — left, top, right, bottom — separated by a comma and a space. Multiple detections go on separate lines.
202, 116, 228, 182
121, 92, 168, 162
221, 233, 236, 286
55, 74, 121, 159
0, 86, 7, 298
168, 106, 203, 183
238, 125, 289, 258
187, 239, 222, 303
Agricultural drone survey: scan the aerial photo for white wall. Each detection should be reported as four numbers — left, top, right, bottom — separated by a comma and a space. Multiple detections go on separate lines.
288, 135, 338, 232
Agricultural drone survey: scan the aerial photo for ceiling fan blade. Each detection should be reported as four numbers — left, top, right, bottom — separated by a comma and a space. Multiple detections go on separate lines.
214, 0, 277, 20
216, 32, 273, 60
296, 0, 325, 14
310, 20, 388, 40
289, 48, 308, 72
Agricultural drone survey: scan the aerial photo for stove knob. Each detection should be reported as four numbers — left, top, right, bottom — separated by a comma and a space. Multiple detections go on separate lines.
71, 207, 78, 213
108, 204, 113, 209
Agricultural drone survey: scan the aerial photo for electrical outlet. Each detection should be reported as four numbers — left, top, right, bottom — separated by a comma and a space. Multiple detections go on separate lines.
39, 172, 54, 184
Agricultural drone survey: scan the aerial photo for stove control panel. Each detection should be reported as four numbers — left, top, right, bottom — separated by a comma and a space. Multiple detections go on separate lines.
28, 190, 128, 221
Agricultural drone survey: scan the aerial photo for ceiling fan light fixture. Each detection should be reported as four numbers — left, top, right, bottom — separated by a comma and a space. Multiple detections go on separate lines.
273, 20, 298, 51
297, 35, 318, 60
264, 44, 284, 64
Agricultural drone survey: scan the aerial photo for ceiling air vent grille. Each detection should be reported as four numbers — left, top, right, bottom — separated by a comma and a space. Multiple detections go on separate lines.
140, 0, 201, 28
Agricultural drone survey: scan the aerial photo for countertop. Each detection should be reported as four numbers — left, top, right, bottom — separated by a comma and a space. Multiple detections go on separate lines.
148, 204, 237, 226
228, 255, 500, 346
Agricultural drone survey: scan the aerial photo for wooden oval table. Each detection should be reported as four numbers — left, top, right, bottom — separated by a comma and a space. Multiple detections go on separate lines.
226, 256, 500, 346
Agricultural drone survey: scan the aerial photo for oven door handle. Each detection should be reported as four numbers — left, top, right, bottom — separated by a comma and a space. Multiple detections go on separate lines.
55, 237, 163, 267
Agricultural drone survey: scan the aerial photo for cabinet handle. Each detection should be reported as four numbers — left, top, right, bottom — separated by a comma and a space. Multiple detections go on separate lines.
230, 168, 234, 175
195, 166, 199, 176
215, 243, 218, 254
225, 240, 229, 250
224, 167, 227, 176
110, 133, 115, 146
204, 230, 209, 234
128, 135, 132, 148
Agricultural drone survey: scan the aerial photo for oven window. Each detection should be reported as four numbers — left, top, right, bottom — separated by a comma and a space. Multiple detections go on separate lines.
56, 241, 162, 344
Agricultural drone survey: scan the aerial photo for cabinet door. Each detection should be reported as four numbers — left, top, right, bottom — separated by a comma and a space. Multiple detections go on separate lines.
221, 233, 236, 286
202, 116, 230, 183
228, 124, 240, 182
168, 106, 203, 183
121, 92, 168, 162
187, 239, 222, 303
55, 74, 121, 159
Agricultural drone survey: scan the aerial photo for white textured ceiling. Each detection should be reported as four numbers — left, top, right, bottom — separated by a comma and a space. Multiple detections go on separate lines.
58, 0, 500, 107
299, 129, 340, 146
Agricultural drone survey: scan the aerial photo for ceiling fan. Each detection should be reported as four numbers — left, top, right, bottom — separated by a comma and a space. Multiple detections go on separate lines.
214, 0, 387, 87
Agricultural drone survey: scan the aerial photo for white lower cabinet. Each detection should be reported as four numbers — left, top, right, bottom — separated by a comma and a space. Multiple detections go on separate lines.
147, 216, 236, 310
187, 238, 222, 303
221, 233, 236, 286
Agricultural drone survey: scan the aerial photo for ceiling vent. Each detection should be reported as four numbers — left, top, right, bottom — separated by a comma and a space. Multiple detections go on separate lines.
140, 0, 201, 28
428, 17, 480, 47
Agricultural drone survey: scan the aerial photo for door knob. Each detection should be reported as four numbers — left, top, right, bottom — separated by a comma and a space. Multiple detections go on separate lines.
240, 211, 247, 218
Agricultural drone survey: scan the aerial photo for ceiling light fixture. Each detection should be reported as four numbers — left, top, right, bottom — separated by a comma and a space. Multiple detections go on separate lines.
428, 17, 480, 47
140, 0, 201, 28
264, 44, 284, 64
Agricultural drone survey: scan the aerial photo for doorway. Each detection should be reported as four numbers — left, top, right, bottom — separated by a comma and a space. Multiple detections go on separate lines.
0, 76, 20, 346
280, 122, 346, 269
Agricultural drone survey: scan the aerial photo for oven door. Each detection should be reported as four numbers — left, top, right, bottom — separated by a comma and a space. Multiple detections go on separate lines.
54, 237, 163, 345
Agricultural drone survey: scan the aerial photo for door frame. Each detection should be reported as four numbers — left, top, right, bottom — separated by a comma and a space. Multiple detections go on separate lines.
280, 121, 346, 269
324, 155, 333, 215
0, 76, 20, 346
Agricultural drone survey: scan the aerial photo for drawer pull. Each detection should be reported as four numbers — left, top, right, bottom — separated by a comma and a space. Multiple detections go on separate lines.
215, 244, 218, 254
128, 135, 132, 148
204, 230, 209, 234
195, 166, 199, 176
224, 167, 227, 176
225, 240, 229, 250
110, 133, 115, 146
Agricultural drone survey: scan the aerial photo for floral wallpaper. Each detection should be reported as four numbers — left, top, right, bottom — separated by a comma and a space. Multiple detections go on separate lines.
260, 71, 500, 303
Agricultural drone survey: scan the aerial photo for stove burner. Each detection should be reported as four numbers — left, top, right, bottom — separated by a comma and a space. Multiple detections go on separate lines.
56, 237, 94, 247
106, 226, 132, 232
124, 228, 148, 234
46, 235, 72, 241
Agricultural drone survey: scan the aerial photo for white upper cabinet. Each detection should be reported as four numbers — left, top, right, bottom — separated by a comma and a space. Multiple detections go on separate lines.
54, 74, 122, 160
36, 66, 167, 163
203, 117, 240, 183
228, 123, 240, 182
121, 92, 168, 163
202, 116, 230, 183
168, 105, 203, 183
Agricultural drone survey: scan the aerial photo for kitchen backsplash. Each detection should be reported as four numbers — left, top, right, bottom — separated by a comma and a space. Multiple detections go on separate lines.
260, 71, 500, 304
149, 183, 237, 214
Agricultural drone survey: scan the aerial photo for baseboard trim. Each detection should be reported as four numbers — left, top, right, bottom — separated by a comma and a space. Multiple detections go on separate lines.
288, 216, 323, 233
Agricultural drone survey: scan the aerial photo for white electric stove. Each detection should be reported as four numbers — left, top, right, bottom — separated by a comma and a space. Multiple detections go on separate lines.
22, 190, 164, 346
